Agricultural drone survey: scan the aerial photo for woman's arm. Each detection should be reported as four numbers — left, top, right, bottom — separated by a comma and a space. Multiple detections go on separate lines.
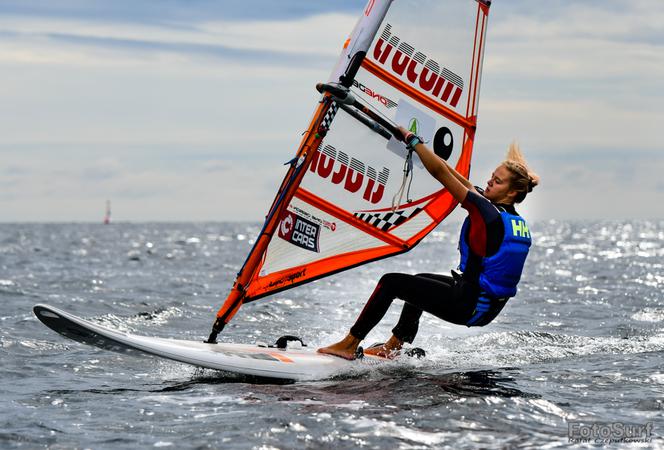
398, 126, 472, 203
444, 159, 477, 193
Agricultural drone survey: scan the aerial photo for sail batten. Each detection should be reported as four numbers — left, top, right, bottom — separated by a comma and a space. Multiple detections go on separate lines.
207, 0, 492, 339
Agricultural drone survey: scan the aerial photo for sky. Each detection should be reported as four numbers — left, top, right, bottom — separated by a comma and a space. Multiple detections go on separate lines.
0, 0, 662, 222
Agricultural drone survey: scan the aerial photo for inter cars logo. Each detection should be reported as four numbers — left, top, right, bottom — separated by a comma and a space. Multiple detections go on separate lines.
279, 214, 293, 236
372, 24, 465, 109
278, 211, 321, 253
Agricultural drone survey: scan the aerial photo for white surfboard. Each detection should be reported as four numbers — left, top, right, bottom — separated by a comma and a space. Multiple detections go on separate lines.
33, 304, 387, 381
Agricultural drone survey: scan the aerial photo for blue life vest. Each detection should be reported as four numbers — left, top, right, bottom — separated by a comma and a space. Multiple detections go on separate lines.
458, 209, 531, 298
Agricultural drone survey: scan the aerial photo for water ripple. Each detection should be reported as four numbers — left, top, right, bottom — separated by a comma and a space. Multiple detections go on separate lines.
1, 221, 663, 449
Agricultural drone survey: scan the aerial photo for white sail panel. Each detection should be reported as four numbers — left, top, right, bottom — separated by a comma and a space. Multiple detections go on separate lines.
240, 0, 490, 301
206, 0, 490, 333
260, 196, 389, 276
361, 0, 486, 117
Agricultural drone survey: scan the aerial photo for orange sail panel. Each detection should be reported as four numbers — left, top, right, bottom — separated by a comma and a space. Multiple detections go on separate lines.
213, 0, 492, 329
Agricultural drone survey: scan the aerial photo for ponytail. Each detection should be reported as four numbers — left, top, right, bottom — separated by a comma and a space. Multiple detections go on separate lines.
503, 141, 539, 203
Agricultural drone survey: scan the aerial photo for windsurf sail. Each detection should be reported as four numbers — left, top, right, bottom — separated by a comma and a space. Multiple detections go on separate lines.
207, 0, 492, 342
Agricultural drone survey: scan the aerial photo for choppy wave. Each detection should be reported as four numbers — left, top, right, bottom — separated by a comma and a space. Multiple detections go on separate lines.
1, 221, 663, 449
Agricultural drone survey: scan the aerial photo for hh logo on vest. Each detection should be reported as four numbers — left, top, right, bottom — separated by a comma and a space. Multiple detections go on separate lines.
511, 219, 530, 238
278, 211, 321, 253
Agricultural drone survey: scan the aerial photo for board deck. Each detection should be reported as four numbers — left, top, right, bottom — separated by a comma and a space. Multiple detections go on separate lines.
33, 304, 387, 381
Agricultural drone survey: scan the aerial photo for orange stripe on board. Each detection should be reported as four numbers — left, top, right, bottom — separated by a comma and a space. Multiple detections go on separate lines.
361, 59, 475, 131
267, 352, 294, 363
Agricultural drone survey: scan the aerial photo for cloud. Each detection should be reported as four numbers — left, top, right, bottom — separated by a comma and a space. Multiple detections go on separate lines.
477, 97, 660, 161
0, 144, 286, 220
473, 2, 662, 175
0, 1, 662, 221
0, 13, 355, 68
493, 1, 664, 43
0, 0, 362, 23
487, 1, 664, 98
201, 161, 230, 174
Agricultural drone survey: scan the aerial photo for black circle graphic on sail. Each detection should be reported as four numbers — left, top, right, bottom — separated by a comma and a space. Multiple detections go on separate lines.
433, 127, 454, 160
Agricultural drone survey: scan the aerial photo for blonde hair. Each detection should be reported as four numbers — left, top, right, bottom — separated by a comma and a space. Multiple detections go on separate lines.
502, 141, 539, 203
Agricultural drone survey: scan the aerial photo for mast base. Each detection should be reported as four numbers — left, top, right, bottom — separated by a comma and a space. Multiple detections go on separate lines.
204, 318, 226, 344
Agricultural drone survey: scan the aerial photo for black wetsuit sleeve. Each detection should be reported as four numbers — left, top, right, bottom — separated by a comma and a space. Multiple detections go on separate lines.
460, 189, 504, 257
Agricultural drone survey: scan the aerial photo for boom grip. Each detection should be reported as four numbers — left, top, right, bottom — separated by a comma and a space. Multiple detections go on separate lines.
316, 82, 406, 142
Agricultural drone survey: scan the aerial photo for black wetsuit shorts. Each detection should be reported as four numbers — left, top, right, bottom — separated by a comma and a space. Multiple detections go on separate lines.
349, 272, 508, 343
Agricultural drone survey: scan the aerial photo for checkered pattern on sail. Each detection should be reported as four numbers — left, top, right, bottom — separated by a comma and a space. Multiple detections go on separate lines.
319, 102, 339, 132
354, 207, 423, 232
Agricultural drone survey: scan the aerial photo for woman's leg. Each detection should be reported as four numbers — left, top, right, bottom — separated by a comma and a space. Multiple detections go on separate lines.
318, 273, 449, 359
362, 273, 459, 358
389, 273, 455, 343
348, 273, 457, 341
318, 272, 477, 360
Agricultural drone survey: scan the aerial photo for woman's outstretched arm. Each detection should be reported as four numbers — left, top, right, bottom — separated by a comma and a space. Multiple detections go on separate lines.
398, 126, 470, 203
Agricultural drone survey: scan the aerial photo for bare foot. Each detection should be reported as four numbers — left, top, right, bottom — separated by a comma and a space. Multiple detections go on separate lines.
317, 333, 361, 360
363, 335, 403, 359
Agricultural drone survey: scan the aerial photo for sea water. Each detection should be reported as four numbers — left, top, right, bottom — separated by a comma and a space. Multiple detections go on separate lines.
1, 221, 662, 449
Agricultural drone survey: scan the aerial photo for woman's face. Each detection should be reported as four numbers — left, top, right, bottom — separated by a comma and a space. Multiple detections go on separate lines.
484, 164, 517, 204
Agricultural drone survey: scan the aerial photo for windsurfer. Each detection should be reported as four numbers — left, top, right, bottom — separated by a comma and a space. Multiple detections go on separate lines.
318, 126, 539, 360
